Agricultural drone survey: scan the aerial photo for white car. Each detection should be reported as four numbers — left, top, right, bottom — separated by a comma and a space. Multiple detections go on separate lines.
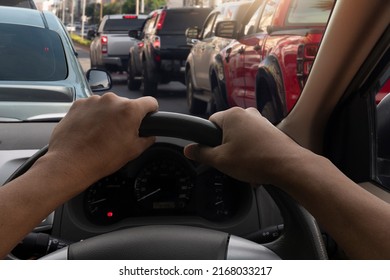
66, 24, 76, 32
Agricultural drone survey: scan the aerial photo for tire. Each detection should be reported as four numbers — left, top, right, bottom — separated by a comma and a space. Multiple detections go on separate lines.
186, 70, 207, 115
127, 60, 141, 91
142, 61, 158, 96
90, 53, 96, 69
212, 84, 228, 113
257, 75, 284, 124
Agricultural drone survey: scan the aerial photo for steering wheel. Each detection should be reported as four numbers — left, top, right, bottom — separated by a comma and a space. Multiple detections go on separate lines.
6, 112, 327, 260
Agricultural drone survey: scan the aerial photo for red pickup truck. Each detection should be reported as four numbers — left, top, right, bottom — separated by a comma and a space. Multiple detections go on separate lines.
214, 0, 334, 123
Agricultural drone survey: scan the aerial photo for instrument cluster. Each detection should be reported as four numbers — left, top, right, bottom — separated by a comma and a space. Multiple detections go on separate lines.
83, 144, 251, 225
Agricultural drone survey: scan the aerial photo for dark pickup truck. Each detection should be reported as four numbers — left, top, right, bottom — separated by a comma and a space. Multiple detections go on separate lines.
127, 7, 211, 96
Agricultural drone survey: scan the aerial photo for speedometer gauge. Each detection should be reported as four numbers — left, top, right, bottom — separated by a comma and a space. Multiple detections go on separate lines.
134, 158, 195, 214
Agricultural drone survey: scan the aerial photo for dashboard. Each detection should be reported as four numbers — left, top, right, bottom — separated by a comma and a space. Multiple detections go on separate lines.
1, 122, 282, 258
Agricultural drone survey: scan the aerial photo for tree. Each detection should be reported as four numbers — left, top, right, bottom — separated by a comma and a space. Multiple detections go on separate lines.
103, 2, 122, 15
122, 0, 137, 14
145, 0, 167, 12
86, 3, 101, 25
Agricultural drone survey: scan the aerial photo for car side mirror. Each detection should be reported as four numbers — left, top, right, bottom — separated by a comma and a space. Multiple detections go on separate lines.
86, 69, 112, 92
185, 27, 199, 39
185, 27, 200, 45
215, 21, 238, 39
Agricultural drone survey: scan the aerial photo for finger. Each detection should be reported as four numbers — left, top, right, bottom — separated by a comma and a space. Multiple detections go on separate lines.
184, 143, 216, 166
208, 109, 228, 127
246, 107, 262, 116
134, 96, 159, 116
99, 93, 158, 117
130, 136, 156, 157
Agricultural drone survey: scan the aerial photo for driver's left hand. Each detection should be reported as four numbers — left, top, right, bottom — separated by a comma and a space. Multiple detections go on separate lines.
47, 93, 159, 190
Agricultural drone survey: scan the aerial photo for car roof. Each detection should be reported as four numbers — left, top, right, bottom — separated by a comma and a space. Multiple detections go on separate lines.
150, 6, 212, 14
0, 0, 36, 9
213, 0, 253, 10
211, 0, 253, 20
0, 6, 45, 27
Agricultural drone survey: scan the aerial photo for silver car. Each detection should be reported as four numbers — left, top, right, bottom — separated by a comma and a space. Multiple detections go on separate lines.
0, 6, 111, 121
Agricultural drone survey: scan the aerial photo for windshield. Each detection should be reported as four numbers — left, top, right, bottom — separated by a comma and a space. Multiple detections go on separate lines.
286, 0, 334, 25
0, 24, 67, 81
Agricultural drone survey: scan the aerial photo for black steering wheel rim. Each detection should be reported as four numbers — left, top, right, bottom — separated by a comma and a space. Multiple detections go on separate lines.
6, 112, 327, 260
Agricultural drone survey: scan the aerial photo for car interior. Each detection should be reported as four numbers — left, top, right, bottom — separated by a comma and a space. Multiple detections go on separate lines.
0, 0, 389, 260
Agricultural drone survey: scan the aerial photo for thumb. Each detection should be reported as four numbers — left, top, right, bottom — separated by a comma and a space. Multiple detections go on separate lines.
184, 143, 216, 165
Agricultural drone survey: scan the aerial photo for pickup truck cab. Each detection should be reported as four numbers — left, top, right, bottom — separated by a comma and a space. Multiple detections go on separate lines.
127, 7, 211, 96
90, 14, 147, 72
185, 0, 253, 114
215, 0, 333, 123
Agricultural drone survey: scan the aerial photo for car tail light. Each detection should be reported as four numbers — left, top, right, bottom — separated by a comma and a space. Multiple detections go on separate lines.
123, 15, 138, 19
153, 37, 161, 62
101, 35, 108, 54
157, 10, 167, 31
305, 45, 318, 58
297, 44, 319, 89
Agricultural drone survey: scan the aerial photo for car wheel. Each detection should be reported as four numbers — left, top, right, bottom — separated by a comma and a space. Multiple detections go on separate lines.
127, 60, 141, 91
186, 70, 207, 115
90, 54, 95, 69
256, 74, 284, 125
142, 61, 158, 96
212, 85, 228, 113
7, 112, 327, 260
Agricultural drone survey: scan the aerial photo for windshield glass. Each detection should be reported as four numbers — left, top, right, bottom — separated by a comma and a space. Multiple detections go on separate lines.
0, 23, 67, 81
287, 0, 334, 25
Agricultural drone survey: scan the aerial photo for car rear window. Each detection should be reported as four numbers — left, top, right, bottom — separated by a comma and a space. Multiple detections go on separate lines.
103, 18, 145, 32
0, 0, 36, 9
286, 0, 334, 25
0, 24, 67, 81
159, 9, 212, 34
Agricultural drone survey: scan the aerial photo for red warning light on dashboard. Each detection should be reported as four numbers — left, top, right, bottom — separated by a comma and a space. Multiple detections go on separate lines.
107, 211, 114, 217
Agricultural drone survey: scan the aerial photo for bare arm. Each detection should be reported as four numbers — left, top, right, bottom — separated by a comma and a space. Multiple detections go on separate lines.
184, 107, 390, 259
0, 93, 158, 259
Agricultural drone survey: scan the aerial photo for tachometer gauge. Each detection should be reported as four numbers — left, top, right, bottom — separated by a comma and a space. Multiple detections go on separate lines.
134, 158, 195, 214
85, 175, 131, 224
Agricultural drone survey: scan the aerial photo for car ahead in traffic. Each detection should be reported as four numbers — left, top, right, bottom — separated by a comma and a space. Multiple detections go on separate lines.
1, 0, 390, 261
66, 24, 76, 32
0, 0, 36, 9
185, 0, 254, 114
0, 6, 111, 122
211, 0, 332, 123
90, 14, 148, 72
127, 7, 212, 96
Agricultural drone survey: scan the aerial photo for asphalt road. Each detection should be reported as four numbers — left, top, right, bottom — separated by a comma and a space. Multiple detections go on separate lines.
75, 44, 192, 115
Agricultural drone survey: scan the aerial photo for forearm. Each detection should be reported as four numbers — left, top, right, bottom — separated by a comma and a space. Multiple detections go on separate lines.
0, 153, 91, 259
275, 149, 390, 259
